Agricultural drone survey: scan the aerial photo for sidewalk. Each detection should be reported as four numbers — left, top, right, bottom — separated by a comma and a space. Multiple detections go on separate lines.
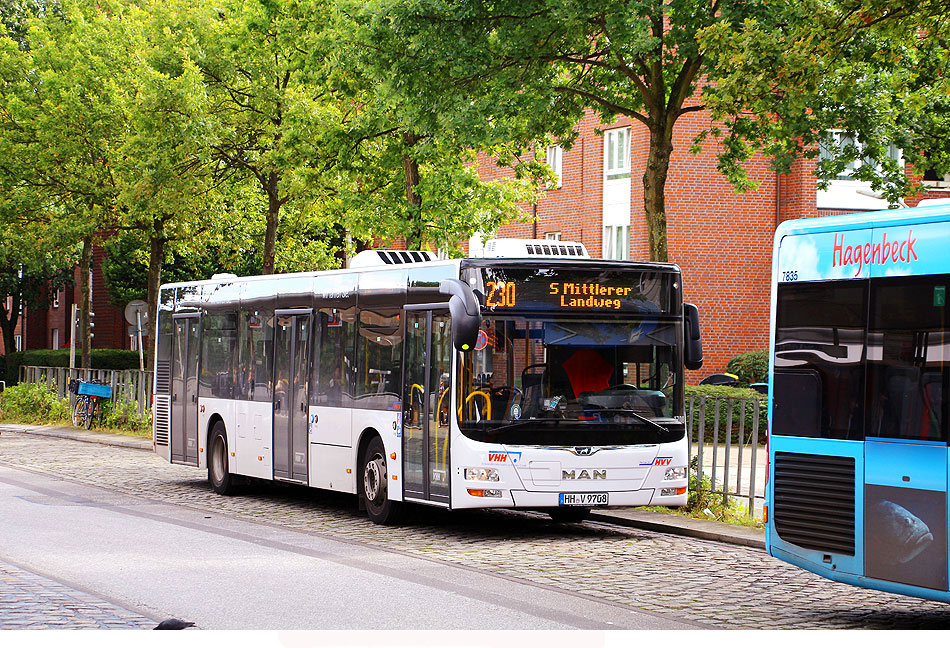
0, 422, 765, 551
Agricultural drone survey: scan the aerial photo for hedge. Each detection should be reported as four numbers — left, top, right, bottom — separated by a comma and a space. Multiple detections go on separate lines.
725, 350, 768, 388
685, 384, 767, 444
4, 349, 142, 385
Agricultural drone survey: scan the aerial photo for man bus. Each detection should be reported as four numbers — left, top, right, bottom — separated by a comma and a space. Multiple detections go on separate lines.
153, 239, 703, 525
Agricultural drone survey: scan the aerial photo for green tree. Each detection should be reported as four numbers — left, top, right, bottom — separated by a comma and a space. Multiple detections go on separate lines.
698, 0, 950, 202
351, 0, 754, 261
181, 0, 345, 275
0, 0, 129, 367
355, 0, 950, 260
332, 0, 557, 252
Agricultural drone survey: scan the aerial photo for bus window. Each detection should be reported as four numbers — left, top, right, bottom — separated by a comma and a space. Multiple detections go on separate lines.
314, 307, 356, 407
866, 275, 950, 443
356, 308, 403, 409
199, 313, 238, 399
238, 309, 274, 403
774, 280, 867, 440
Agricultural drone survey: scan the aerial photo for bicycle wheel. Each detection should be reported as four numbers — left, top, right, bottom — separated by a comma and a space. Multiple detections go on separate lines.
72, 397, 87, 427
83, 399, 99, 430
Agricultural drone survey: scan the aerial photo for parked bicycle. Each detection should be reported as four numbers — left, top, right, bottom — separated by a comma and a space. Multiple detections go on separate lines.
68, 379, 112, 430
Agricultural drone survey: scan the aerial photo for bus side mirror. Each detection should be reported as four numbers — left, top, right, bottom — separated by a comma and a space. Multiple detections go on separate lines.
439, 279, 481, 352
684, 303, 703, 370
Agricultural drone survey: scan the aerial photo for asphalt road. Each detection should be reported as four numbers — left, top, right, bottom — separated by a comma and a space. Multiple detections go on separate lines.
1, 427, 950, 630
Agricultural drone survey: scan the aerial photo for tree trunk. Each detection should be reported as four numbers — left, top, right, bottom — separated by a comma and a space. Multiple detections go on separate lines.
262, 171, 280, 275
79, 236, 92, 371
0, 290, 19, 358
145, 218, 165, 374
402, 132, 424, 249
643, 129, 673, 263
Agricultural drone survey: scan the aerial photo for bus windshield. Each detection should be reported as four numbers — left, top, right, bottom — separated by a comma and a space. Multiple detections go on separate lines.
457, 315, 684, 445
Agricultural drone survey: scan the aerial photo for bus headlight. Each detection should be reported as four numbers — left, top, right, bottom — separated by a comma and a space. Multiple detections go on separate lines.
465, 468, 500, 482
664, 466, 687, 481
467, 488, 503, 498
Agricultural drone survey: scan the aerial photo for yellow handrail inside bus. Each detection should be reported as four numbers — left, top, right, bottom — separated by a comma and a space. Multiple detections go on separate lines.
458, 391, 491, 422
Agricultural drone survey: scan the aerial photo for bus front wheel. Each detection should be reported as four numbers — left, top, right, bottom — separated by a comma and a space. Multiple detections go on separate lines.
209, 422, 235, 495
361, 436, 403, 525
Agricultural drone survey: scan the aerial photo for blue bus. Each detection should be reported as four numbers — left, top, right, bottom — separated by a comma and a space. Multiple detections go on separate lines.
767, 202, 950, 601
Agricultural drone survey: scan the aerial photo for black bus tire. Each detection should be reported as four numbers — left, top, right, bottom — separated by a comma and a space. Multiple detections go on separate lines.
208, 421, 235, 495
361, 436, 403, 525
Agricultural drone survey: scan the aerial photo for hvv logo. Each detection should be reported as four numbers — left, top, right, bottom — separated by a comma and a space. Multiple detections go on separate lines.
488, 451, 521, 464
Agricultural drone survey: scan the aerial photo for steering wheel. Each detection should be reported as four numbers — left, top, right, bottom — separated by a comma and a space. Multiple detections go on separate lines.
490, 386, 523, 399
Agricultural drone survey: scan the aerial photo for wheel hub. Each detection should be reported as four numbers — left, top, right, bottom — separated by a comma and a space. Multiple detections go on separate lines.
363, 455, 385, 502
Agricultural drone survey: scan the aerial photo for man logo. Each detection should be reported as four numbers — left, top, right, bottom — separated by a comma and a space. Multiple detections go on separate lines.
572, 447, 594, 456
562, 470, 607, 480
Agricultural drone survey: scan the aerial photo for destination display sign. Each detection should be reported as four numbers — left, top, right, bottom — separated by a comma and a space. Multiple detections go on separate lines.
472, 267, 673, 313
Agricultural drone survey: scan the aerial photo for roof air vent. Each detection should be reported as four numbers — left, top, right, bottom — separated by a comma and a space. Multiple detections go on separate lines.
476, 239, 590, 259
348, 250, 437, 268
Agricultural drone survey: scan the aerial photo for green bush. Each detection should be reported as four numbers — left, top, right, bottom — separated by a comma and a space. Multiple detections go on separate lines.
5, 349, 142, 385
725, 350, 768, 388
100, 400, 152, 437
685, 384, 767, 444
0, 383, 71, 424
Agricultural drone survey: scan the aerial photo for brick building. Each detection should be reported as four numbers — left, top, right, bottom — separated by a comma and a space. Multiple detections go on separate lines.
473, 109, 950, 379
3, 245, 134, 356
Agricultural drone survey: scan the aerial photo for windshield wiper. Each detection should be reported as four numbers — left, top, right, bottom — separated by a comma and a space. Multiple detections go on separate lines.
593, 409, 669, 434
479, 418, 567, 433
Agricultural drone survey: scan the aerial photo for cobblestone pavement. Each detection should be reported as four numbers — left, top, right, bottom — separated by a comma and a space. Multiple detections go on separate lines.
2, 430, 950, 630
0, 559, 155, 629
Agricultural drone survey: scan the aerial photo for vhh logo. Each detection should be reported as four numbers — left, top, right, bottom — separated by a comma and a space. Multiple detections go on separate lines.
488, 453, 508, 463
654, 457, 672, 466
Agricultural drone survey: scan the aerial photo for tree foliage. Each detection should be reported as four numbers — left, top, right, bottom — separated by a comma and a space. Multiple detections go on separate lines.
700, 0, 950, 204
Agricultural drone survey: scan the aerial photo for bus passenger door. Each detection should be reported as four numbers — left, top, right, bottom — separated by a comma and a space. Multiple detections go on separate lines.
402, 309, 451, 504
171, 314, 200, 466
273, 310, 311, 483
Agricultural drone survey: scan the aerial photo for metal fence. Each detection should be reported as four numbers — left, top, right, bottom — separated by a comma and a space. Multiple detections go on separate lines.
687, 395, 767, 517
18, 366, 153, 414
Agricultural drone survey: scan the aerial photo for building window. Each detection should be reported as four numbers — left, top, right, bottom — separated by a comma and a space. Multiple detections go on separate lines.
52, 328, 59, 350
546, 144, 563, 189
817, 131, 903, 209
53, 290, 60, 309
605, 128, 631, 180
603, 225, 629, 260
545, 232, 561, 241
14, 334, 22, 352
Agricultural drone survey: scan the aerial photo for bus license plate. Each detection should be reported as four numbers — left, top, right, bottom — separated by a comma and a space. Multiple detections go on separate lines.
559, 493, 608, 506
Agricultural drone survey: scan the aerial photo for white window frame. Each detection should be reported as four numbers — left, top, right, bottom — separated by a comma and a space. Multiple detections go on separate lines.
546, 144, 563, 189
14, 334, 22, 352
53, 290, 60, 309
603, 225, 629, 261
605, 128, 631, 180
817, 131, 903, 209
52, 328, 59, 350
544, 231, 561, 241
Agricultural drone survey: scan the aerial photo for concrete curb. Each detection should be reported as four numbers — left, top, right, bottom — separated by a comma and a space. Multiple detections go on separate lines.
1, 423, 765, 550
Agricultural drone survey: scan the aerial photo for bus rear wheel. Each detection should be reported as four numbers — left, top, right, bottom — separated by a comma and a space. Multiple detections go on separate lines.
209, 422, 235, 495
361, 436, 403, 525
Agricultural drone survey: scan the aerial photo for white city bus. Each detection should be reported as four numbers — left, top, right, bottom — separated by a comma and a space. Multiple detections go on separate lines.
152, 240, 703, 524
